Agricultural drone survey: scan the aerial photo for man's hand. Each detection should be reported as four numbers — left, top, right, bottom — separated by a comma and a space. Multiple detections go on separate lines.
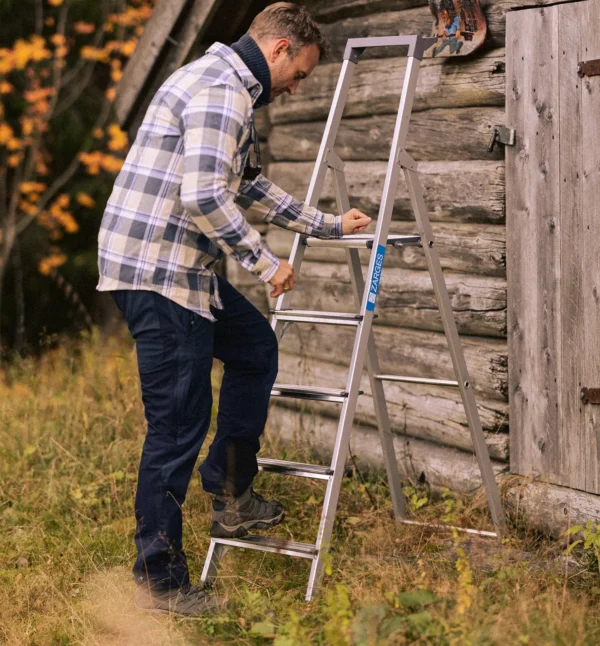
342, 208, 372, 235
269, 260, 296, 298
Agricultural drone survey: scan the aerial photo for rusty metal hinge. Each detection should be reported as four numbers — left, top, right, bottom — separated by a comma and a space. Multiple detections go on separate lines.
580, 387, 600, 405
488, 125, 516, 152
577, 59, 600, 78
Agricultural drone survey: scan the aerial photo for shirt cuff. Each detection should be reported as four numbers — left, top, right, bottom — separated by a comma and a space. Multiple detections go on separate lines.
314, 211, 343, 239
251, 243, 280, 283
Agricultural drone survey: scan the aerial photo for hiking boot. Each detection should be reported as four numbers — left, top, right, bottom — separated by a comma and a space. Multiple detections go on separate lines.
210, 487, 285, 538
134, 582, 223, 616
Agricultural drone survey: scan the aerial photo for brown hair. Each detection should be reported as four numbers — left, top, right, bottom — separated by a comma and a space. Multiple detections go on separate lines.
248, 2, 330, 60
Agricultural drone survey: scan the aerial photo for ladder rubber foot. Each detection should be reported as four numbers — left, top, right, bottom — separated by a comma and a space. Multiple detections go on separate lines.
210, 535, 318, 559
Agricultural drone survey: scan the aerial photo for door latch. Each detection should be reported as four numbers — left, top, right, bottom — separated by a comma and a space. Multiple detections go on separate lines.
488, 126, 516, 152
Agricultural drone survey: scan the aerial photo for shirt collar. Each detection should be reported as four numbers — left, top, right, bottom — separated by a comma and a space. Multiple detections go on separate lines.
206, 42, 263, 104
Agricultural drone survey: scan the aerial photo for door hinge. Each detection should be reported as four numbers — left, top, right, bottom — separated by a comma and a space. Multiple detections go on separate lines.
577, 59, 600, 78
580, 387, 600, 405
488, 125, 516, 152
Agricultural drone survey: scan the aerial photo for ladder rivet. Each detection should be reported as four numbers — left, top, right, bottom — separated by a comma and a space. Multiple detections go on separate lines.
464, 381, 470, 388
428, 240, 434, 248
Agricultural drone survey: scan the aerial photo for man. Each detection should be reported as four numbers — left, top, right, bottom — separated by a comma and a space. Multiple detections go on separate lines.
97, 2, 371, 615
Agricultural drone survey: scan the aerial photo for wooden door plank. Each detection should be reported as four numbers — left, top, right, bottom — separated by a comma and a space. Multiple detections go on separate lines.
557, 2, 584, 491
580, 0, 600, 493
507, 6, 561, 480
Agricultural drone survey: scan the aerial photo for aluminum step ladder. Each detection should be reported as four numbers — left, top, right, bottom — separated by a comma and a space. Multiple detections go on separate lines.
201, 34, 507, 602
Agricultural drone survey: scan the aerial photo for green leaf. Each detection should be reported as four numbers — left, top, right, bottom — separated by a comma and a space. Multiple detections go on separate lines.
249, 621, 277, 637
379, 615, 407, 639
406, 610, 432, 633
565, 525, 584, 536
566, 540, 583, 554
346, 516, 362, 525
396, 589, 439, 609
351, 604, 388, 646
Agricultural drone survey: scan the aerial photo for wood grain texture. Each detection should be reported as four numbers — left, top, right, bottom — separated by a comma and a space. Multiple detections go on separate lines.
274, 261, 506, 337
507, 2, 600, 494
267, 403, 507, 492
115, 0, 188, 126
557, 4, 585, 492
507, 6, 561, 484
278, 323, 507, 402
123, 0, 223, 135
268, 161, 505, 224
269, 107, 504, 162
268, 404, 600, 537
577, 0, 600, 494
302, 0, 579, 23
303, 0, 428, 23
266, 222, 506, 277
269, 48, 506, 124
316, 1, 586, 60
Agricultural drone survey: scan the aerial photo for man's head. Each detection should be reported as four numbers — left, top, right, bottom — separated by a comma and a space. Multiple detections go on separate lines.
248, 2, 329, 101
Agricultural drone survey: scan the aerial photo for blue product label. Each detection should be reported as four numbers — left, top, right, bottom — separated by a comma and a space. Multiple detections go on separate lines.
366, 244, 386, 312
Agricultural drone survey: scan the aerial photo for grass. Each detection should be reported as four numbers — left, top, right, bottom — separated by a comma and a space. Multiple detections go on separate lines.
1, 332, 600, 645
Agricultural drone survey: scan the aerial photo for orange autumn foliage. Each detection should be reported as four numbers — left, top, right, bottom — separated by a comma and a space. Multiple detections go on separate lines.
0, 0, 155, 281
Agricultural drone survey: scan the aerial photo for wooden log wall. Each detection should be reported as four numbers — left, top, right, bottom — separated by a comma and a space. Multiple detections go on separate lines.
228, 0, 598, 517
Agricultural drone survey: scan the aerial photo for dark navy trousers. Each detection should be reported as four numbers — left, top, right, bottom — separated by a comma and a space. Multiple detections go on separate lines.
111, 275, 278, 590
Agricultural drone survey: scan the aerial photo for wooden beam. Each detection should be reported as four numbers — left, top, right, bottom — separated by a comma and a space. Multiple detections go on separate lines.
266, 222, 506, 277
267, 404, 600, 538
269, 48, 506, 124
268, 404, 507, 491
269, 107, 505, 162
279, 261, 507, 337
278, 324, 508, 402
268, 160, 505, 224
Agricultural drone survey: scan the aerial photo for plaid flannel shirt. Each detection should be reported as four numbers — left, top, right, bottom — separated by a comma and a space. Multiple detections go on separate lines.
97, 42, 342, 321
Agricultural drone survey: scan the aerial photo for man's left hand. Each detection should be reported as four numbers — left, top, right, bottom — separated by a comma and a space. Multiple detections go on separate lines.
342, 209, 371, 235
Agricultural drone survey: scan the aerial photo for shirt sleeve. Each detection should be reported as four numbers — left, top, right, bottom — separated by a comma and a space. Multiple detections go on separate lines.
180, 83, 279, 283
235, 173, 343, 239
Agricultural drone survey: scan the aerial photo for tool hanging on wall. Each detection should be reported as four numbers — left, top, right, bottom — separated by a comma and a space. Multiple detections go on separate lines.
428, 0, 487, 57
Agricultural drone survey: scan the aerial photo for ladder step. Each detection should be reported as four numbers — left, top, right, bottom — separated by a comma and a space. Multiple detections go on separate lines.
257, 457, 333, 479
211, 535, 318, 559
272, 310, 362, 326
375, 375, 460, 387
304, 234, 421, 249
271, 384, 361, 403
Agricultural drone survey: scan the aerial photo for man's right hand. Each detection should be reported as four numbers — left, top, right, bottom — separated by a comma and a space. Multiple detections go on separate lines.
268, 260, 296, 298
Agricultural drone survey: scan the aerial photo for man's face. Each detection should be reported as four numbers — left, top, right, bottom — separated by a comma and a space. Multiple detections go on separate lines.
267, 40, 320, 101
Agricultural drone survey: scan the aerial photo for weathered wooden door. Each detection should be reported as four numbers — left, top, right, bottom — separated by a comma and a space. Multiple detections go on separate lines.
507, 0, 600, 494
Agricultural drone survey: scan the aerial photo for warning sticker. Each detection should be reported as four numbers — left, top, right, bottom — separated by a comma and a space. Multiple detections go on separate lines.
366, 244, 386, 312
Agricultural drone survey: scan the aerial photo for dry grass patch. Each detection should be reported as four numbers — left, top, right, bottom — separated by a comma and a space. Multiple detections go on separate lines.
0, 332, 599, 645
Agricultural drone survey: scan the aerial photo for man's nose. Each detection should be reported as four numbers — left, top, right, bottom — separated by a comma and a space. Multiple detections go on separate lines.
287, 81, 300, 95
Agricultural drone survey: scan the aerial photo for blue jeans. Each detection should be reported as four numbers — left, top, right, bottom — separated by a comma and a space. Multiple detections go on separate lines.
111, 276, 278, 590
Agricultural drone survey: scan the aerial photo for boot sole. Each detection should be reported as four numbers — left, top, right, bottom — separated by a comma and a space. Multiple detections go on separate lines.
209, 510, 285, 539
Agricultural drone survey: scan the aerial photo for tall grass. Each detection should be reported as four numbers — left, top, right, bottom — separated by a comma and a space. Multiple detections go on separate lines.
1, 332, 599, 645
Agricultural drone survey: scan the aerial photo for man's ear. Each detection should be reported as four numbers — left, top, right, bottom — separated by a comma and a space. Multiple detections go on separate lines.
270, 38, 291, 62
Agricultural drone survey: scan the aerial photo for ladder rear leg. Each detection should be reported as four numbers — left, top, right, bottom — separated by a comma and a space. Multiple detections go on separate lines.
200, 540, 230, 589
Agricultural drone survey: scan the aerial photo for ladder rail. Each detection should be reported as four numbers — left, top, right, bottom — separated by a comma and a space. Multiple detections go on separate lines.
331, 166, 407, 521
306, 53, 425, 598
403, 166, 507, 533
272, 59, 358, 333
